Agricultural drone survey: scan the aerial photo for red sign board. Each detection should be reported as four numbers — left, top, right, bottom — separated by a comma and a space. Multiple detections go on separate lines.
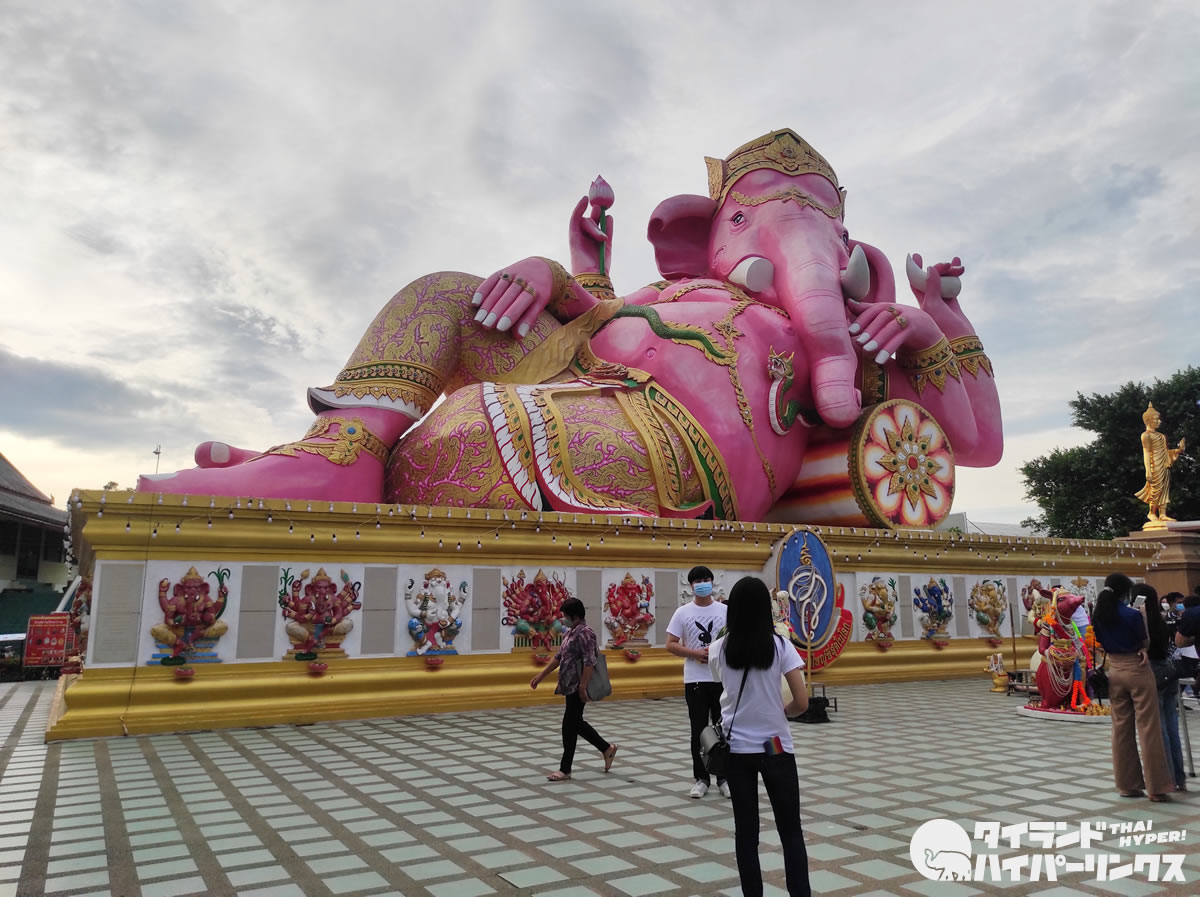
24, 613, 71, 667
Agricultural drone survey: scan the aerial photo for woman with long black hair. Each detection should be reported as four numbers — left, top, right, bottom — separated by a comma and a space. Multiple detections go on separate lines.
710, 576, 811, 897
1136, 583, 1187, 792
1092, 573, 1173, 801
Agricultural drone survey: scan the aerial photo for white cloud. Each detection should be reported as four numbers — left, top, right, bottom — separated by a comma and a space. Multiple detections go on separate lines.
2, 0, 1197, 521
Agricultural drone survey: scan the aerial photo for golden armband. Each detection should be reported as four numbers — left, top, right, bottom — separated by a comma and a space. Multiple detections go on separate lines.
949, 335, 994, 378
897, 337, 961, 396
574, 271, 618, 304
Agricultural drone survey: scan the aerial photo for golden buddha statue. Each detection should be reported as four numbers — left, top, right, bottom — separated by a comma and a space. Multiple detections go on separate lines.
1134, 402, 1185, 529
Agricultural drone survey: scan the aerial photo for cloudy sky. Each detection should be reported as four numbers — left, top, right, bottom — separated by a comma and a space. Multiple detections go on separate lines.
2, 0, 1197, 524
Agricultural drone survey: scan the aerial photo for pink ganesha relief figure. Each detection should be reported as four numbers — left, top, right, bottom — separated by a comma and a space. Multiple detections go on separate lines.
138, 129, 1002, 521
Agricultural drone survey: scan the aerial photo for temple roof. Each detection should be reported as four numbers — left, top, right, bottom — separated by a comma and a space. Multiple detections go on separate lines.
0, 452, 67, 528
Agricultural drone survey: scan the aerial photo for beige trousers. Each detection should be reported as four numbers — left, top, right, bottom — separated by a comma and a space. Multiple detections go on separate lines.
1107, 653, 1172, 795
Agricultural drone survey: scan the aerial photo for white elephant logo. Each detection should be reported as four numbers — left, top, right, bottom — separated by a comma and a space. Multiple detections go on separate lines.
909, 818, 973, 882
924, 848, 972, 881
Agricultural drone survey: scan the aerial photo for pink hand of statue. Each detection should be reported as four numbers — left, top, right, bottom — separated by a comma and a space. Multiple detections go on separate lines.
844, 298, 943, 364
568, 177, 614, 274
906, 254, 974, 337
472, 257, 560, 337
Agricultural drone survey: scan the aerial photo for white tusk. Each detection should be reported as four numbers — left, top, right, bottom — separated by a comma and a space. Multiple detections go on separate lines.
728, 256, 775, 293
908, 253, 962, 298
840, 244, 870, 300
906, 254, 927, 292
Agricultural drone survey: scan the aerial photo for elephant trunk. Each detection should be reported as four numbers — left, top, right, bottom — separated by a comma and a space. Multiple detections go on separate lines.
778, 247, 861, 429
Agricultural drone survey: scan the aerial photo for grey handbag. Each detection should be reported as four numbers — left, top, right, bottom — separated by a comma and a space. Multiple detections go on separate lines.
699, 666, 749, 778
581, 653, 613, 701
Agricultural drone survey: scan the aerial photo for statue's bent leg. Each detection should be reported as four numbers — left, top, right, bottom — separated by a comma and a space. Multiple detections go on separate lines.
137, 272, 559, 501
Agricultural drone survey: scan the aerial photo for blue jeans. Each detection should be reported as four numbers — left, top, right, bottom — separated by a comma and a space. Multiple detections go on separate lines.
1159, 684, 1185, 788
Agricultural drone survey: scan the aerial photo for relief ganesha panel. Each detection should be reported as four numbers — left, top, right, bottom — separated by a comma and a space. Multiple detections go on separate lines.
143, 563, 234, 668
500, 567, 575, 656
404, 566, 470, 656
278, 566, 364, 661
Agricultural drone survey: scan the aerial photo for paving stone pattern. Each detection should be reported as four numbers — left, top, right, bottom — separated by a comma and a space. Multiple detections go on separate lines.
1, 679, 1197, 896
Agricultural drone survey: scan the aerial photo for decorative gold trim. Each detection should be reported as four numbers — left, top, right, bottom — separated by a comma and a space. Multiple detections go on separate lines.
897, 337, 961, 395
328, 360, 443, 411
646, 386, 738, 519
949, 335, 994, 378
574, 271, 617, 304
264, 417, 390, 466
617, 390, 690, 512
706, 129, 842, 209
729, 187, 843, 220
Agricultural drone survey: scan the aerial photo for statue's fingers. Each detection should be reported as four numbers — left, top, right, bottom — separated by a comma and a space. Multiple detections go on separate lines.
513, 299, 545, 338
847, 300, 888, 336
473, 272, 501, 307
473, 278, 507, 320
477, 279, 523, 327
494, 289, 534, 332
580, 216, 607, 242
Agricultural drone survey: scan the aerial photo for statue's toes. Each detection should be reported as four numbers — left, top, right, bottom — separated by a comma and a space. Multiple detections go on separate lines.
195, 441, 261, 468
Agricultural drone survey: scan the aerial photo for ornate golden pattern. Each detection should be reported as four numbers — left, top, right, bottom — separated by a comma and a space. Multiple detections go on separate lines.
385, 386, 527, 508
876, 416, 944, 510
266, 417, 390, 466
705, 129, 841, 208
897, 337, 961, 395
729, 187, 843, 220
574, 271, 617, 303
860, 354, 888, 405
647, 386, 738, 518
949, 335, 994, 378
494, 384, 538, 491
331, 360, 443, 409
618, 390, 692, 512
555, 392, 660, 513
712, 302, 777, 498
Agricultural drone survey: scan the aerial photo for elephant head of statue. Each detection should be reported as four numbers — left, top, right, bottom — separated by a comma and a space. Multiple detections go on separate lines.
646, 129, 896, 429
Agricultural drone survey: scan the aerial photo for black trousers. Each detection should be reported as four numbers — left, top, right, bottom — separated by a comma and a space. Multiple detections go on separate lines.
686, 681, 725, 784
560, 692, 609, 775
725, 751, 810, 897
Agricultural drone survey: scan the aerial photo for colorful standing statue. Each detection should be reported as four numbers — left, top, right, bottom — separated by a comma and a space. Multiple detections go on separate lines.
278, 567, 362, 660
404, 568, 468, 655
603, 573, 655, 648
913, 577, 954, 646
150, 567, 230, 665
860, 576, 898, 647
1028, 588, 1091, 712
968, 578, 1007, 645
1135, 402, 1185, 529
136, 129, 1001, 523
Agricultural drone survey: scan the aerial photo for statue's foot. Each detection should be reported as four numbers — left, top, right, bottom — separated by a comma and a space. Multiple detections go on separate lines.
195, 441, 261, 468
137, 450, 386, 502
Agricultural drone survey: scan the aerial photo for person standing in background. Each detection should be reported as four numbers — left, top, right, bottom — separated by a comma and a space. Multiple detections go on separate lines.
666, 565, 730, 799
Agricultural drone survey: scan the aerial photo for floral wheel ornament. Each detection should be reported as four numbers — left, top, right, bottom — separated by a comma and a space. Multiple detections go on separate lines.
849, 399, 954, 529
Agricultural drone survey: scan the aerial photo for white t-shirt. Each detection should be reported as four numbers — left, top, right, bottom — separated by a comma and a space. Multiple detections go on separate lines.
710, 634, 803, 754
666, 600, 728, 683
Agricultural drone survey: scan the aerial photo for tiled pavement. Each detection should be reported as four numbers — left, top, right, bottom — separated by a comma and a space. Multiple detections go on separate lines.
1, 679, 1197, 897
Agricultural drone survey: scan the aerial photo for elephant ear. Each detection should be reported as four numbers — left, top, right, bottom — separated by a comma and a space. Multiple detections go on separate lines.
647, 194, 717, 279
847, 239, 896, 306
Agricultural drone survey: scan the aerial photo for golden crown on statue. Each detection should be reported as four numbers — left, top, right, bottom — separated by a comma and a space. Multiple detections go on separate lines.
705, 128, 843, 205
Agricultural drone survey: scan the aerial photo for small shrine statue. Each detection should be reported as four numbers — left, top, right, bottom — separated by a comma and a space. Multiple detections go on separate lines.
984, 653, 1007, 693
1135, 402, 1185, 529
405, 568, 467, 655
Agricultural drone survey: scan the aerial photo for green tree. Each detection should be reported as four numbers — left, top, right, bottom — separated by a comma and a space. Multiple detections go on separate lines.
1021, 367, 1199, 539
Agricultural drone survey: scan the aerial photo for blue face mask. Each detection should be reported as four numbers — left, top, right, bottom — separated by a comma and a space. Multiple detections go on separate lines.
1179, 604, 1187, 612
693, 582, 714, 598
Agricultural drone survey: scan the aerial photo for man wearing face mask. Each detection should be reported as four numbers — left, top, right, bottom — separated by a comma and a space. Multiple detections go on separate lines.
666, 565, 730, 798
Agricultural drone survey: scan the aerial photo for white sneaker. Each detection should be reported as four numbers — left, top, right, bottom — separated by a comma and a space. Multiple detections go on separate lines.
718, 781, 732, 799
689, 780, 709, 799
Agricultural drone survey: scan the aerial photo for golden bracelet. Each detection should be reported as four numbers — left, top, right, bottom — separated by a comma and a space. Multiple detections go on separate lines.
574, 271, 618, 304
949, 335, 993, 377
897, 337, 961, 395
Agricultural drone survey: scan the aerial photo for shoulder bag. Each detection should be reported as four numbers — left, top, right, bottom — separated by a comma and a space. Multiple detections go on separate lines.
698, 665, 750, 779
584, 653, 612, 701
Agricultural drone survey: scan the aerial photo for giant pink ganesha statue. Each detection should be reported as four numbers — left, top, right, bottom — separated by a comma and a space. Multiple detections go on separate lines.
138, 130, 1002, 521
